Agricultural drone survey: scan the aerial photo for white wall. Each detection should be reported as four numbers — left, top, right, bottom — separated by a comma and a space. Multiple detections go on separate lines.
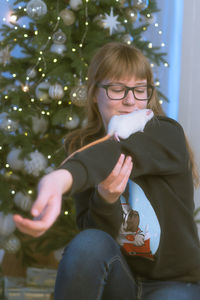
178, 0, 200, 232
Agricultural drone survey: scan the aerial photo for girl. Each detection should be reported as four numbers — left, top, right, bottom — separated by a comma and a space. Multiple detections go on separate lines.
14, 42, 200, 300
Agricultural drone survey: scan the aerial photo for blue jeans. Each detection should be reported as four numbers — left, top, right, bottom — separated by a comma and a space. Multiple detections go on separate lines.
54, 229, 200, 300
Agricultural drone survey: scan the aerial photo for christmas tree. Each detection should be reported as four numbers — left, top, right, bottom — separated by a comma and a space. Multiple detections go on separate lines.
0, 0, 167, 267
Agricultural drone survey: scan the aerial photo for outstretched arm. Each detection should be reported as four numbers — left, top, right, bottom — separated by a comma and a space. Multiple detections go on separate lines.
13, 169, 72, 237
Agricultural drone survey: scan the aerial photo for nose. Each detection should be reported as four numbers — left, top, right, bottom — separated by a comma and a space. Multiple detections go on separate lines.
122, 89, 136, 105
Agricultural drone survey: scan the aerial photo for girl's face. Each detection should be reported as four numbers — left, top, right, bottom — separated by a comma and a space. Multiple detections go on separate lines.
95, 76, 148, 130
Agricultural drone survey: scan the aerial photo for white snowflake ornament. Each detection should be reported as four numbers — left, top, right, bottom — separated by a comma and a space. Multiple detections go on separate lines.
102, 7, 120, 35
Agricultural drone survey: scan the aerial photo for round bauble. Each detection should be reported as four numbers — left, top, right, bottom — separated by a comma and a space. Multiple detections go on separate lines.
117, 0, 126, 7
145, 14, 155, 24
125, 8, 138, 23
65, 113, 80, 129
3, 234, 21, 254
26, 0, 47, 19
50, 43, 66, 56
81, 118, 88, 128
7, 148, 24, 171
35, 81, 51, 103
0, 112, 18, 132
52, 29, 66, 45
14, 192, 32, 212
0, 212, 16, 236
69, 0, 83, 11
133, 0, 149, 10
49, 83, 64, 100
54, 247, 64, 262
24, 151, 47, 177
122, 34, 133, 44
32, 115, 48, 135
70, 83, 87, 107
59, 8, 75, 26
26, 67, 37, 78
0, 46, 11, 66
93, 14, 106, 29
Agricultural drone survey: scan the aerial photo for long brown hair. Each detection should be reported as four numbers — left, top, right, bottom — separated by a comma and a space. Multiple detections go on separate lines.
64, 42, 199, 187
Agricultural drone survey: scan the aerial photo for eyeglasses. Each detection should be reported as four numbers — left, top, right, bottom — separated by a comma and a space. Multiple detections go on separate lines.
97, 83, 154, 101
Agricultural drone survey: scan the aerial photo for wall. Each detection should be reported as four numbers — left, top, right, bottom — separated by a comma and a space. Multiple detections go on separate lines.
178, 0, 200, 232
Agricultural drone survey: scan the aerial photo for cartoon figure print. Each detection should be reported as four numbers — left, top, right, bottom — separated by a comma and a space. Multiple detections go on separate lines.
117, 202, 154, 261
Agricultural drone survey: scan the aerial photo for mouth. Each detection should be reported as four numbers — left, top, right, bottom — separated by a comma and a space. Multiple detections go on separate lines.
118, 111, 134, 115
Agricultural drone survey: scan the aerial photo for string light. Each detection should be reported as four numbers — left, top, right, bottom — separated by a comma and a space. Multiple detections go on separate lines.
11, 190, 15, 195
64, 211, 69, 215
28, 190, 33, 194
47, 155, 51, 159
5, 164, 9, 168
22, 85, 29, 92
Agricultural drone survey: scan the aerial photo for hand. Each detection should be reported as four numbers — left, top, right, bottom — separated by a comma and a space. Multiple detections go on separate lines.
97, 154, 133, 204
13, 169, 72, 237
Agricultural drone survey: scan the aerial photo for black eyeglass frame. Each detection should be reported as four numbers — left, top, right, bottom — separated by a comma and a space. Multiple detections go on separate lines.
97, 83, 154, 101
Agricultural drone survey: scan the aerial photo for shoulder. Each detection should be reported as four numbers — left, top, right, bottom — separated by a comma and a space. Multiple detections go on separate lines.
146, 115, 184, 134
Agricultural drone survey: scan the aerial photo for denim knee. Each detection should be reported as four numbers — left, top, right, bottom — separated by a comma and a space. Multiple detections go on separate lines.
63, 229, 120, 264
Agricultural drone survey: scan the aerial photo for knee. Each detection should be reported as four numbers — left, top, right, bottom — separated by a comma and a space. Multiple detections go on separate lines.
62, 229, 119, 265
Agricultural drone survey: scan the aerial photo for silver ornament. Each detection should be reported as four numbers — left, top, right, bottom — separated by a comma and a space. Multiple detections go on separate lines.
14, 192, 32, 212
54, 247, 64, 262
49, 83, 64, 100
0, 45, 11, 66
65, 113, 80, 129
145, 14, 155, 24
24, 150, 47, 177
59, 8, 75, 26
26, 0, 47, 19
35, 81, 51, 103
3, 234, 21, 253
32, 115, 48, 134
52, 29, 66, 45
70, 82, 87, 107
0, 112, 18, 132
125, 8, 138, 23
0, 212, 16, 236
50, 43, 67, 56
133, 0, 149, 10
7, 148, 24, 171
69, 0, 83, 11
93, 14, 106, 28
122, 34, 133, 44
26, 67, 37, 78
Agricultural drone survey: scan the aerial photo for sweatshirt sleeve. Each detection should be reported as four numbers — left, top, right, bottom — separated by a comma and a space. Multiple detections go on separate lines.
61, 117, 189, 195
74, 188, 123, 238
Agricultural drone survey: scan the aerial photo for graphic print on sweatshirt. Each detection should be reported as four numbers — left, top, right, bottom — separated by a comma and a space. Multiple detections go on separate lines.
117, 180, 161, 260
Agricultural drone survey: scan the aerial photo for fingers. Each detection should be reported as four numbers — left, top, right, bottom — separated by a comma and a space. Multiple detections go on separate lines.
97, 154, 133, 203
13, 194, 62, 237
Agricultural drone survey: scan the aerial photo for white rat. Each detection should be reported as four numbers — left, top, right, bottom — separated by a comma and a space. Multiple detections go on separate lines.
107, 108, 154, 141
61, 109, 154, 164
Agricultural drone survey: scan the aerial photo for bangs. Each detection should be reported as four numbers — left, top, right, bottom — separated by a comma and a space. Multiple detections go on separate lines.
96, 45, 152, 83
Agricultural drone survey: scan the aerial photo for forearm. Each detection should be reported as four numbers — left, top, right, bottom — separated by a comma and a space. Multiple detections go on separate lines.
39, 169, 73, 195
